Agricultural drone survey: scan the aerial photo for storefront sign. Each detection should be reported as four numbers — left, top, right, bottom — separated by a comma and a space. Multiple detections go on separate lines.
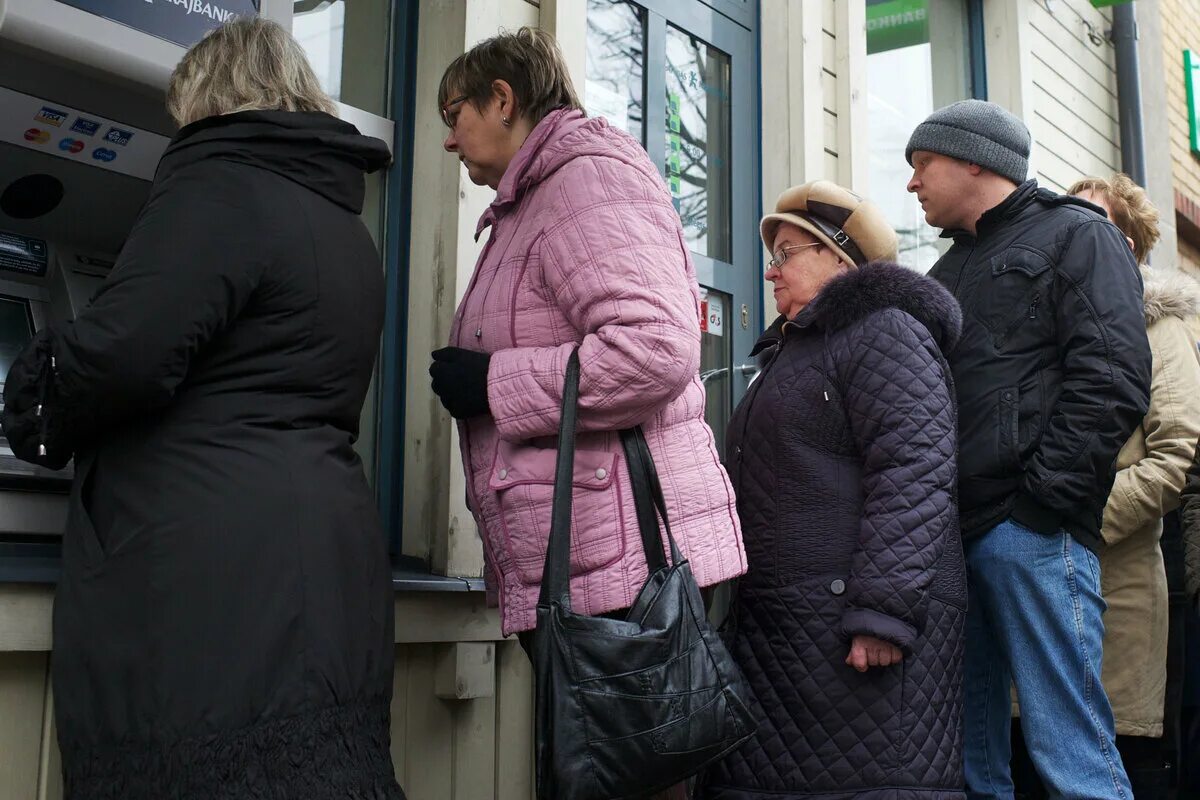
867, 0, 928, 56
53, 0, 260, 49
1187, 50, 1200, 157
1089, 0, 1132, 7
1, 87, 170, 182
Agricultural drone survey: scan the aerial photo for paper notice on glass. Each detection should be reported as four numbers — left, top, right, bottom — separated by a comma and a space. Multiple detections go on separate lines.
705, 292, 725, 337
585, 81, 629, 134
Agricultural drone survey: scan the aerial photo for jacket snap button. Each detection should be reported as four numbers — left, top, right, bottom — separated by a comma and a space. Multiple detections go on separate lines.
498, 469, 508, 480
1002, 391, 1013, 401
595, 468, 607, 480
830, 579, 846, 595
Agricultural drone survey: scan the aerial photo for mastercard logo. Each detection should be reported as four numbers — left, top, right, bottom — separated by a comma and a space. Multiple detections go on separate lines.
23, 128, 50, 145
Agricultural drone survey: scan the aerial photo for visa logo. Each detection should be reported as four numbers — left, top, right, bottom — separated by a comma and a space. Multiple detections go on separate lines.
34, 107, 69, 127
70, 118, 101, 136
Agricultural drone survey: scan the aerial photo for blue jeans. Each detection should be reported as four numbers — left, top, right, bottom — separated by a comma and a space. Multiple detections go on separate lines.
963, 519, 1131, 800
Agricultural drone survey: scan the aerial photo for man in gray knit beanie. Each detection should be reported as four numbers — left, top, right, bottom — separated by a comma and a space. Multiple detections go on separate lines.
906, 100, 1149, 798
905, 98, 1030, 185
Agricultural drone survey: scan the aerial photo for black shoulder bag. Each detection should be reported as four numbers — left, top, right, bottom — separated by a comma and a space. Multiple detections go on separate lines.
532, 349, 755, 800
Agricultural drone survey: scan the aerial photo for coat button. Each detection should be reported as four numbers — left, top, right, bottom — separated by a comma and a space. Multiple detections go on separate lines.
595, 468, 607, 480
830, 579, 846, 595
498, 469, 508, 480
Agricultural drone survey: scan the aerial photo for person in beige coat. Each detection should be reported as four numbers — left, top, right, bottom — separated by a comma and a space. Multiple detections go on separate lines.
1072, 175, 1200, 796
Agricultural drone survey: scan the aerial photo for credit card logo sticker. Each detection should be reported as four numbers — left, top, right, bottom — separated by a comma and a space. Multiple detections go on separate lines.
92, 148, 117, 162
24, 128, 51, 144
70, 118, 101, 136
34, 107, 68, 127
103, 128, 133, 146
59, 138, 85, 154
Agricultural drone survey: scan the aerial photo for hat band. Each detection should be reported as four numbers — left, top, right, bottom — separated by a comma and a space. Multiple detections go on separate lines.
800, 212, 867, 266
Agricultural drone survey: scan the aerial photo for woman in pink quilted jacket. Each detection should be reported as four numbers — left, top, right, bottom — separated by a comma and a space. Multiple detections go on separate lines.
428, 28, 746, 641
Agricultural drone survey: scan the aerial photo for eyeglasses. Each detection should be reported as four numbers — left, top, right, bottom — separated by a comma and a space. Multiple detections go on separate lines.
441, 95, 469, 129
766, 242, 821, 271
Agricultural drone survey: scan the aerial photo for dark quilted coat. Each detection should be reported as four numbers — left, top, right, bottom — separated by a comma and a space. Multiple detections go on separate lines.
701, 262, 967, 799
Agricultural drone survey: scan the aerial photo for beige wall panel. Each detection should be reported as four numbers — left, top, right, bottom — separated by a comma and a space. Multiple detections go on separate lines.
450, 691, 497, 800
1031, 115, 1118, 179
390, 645, 412, 788
822, 30, 837, 82
1029, 1, 1116, 84
494, 640, 534, 800
1032, 87, 1120, 170
0, 652, 48, 800
825, 151, 840, 182
1030, 53, 1119, 139
36, 681, 61, 800
1029, 25, 1118, 107
0, 585, 54, 652
822, 0, 835, 36
399, 644, 456, 799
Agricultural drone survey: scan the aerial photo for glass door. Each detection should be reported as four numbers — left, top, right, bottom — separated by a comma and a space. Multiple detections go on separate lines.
586, 0, 759, 457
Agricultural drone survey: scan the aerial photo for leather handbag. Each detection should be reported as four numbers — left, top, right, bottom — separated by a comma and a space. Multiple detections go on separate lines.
532, 349, 756, 800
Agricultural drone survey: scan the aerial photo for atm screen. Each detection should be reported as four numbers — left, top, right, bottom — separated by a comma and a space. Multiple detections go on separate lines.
0, 295, 34, 389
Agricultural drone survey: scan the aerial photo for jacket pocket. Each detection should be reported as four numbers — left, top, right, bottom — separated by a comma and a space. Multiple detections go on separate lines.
997, 386, 1021, 471
978, 247, 1052, 342
491, 440, 627, 585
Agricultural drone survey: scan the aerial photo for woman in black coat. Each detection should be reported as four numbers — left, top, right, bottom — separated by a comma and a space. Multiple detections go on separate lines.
0, 19, 404, 799
701, 181, 966, 799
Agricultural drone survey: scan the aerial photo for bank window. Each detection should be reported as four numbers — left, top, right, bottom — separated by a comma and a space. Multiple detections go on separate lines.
585, 0, 646, 145
664, 25, 732, 263
293, 0, 391, 118
866, 0, 981, 272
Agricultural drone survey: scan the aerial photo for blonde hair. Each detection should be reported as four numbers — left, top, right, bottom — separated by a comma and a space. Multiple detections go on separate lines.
1069, 173, 1161, 266
167, 17, 336, 128
438, 27, 583, 126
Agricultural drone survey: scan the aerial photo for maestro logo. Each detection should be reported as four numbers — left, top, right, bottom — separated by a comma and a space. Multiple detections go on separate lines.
92, 148, 117, 163
58, 138, 85, 154
23, 128, 51, 145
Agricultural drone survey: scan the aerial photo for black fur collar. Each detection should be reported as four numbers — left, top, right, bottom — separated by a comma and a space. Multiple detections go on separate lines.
758, 261, 962, 354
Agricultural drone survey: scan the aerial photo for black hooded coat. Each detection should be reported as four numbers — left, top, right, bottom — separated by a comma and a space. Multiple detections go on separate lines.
1, 111, 405, 799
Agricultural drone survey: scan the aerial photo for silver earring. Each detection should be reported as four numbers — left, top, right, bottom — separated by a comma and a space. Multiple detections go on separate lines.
502, 115, 511, 126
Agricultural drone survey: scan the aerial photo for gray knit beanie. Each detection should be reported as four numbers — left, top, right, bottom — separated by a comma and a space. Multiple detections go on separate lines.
905, 99, 1031, 185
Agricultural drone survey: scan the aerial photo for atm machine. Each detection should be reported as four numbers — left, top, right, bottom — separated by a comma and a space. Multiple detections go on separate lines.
0, 0, 392, 579
0, 0, 273, 577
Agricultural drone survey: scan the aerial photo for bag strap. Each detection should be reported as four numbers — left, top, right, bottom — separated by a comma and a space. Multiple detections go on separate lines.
620, 427, 683, 567
538, 350, 682, 611
539, 349, 583, 609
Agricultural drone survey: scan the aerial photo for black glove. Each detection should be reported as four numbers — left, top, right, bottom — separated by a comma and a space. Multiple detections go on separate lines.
430, 347, 492, 420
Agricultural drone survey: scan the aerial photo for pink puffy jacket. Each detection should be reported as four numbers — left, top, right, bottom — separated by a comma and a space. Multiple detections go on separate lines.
449, 108, 746, 635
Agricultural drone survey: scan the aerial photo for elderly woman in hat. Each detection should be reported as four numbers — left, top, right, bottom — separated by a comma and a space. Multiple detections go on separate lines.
700, 181, 968, 799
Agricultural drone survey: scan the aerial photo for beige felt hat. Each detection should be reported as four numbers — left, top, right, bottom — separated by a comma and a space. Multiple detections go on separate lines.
760, 180, 899, 266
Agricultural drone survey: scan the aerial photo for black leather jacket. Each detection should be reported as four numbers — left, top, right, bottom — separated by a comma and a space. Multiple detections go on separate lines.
930, 179, 1151, 548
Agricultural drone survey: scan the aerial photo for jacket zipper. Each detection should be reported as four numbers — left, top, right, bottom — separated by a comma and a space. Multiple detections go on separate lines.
731, 341, 785, 495
995, 291, 1041, 347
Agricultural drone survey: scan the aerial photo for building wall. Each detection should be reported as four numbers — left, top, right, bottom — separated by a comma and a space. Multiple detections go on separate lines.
1027, 0, 1120, 193
0, 587, 534, 800
1162, 0, 1200, 281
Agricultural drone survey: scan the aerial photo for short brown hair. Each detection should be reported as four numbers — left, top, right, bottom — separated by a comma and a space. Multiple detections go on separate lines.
1069, 173, 1160, 265
167, 17, 336, 128
437, 27, 583, 127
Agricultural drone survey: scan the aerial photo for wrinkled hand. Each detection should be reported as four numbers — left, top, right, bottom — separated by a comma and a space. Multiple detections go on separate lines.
429, 347, 492, 420
845, 634, 903, 672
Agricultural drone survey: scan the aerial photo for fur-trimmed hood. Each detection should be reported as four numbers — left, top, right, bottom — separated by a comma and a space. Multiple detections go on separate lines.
754, 261, 963, 355
1142, 267, 1200, 326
